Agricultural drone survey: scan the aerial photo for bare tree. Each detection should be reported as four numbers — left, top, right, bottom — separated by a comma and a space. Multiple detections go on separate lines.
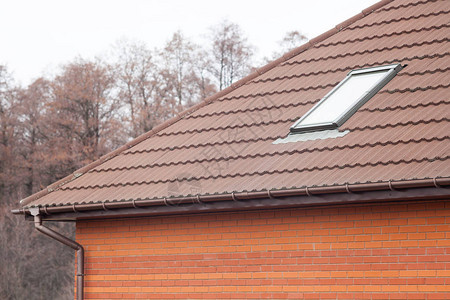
114, 34, 216, 138
113, 39, 163, 137
0, 68, 74, 300
209, 20, 254, 90
49, 58, 122, 167
269, 30, 308, 60
160, 31, 199, 108
0, 66, 20, 204
15, 78, 51, 196
192, 49, 217, 100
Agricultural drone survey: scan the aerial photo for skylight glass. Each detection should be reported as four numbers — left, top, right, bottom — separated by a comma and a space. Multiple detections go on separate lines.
290, 64, 403, 133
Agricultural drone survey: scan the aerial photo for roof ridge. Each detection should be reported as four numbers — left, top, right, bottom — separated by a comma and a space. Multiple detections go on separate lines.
92, 136, 449, 173
59, 155, 449, 192
19, 0, 394, 207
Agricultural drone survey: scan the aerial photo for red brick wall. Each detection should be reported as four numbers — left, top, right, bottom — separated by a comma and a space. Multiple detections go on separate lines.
76, 200, 450, 299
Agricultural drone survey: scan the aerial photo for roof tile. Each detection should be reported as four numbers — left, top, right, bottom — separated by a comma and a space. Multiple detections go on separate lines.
21, 0, 450, 209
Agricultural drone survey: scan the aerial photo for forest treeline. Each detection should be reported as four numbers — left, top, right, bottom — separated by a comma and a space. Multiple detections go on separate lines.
0, 21, 306, 300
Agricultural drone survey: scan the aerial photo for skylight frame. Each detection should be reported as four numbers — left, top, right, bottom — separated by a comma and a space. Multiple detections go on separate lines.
290, 64, 403, 134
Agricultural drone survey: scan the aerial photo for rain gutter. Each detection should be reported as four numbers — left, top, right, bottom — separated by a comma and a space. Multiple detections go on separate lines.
13, 177, 450, 219
28, 207, 84, 300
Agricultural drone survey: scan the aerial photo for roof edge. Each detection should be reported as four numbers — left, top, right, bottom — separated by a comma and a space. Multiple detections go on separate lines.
19, 0, 393, 207
14, 177, 450, 218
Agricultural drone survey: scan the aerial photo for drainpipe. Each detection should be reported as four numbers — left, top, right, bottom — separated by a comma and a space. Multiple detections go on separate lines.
29, 207, 84, 300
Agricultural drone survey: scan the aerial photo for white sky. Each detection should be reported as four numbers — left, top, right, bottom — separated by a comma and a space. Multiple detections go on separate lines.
1, 0, 379, 86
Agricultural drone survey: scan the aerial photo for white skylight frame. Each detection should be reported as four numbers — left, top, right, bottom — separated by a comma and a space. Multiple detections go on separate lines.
290, 64, 403, 134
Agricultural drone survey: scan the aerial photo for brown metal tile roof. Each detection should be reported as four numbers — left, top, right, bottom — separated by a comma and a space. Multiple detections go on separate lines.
19, 0, 450, 211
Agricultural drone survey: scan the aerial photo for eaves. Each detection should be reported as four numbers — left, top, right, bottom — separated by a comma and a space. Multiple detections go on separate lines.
13, 177, 450, 222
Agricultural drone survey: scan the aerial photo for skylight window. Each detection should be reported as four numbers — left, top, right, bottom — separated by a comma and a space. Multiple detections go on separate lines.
290, 64, 403, 134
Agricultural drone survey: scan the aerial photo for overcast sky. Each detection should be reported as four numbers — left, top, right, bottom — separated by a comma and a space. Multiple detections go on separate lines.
1, 0, 379, 86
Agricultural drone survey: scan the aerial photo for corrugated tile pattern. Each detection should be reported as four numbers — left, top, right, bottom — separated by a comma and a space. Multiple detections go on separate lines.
25, 0, 450, 207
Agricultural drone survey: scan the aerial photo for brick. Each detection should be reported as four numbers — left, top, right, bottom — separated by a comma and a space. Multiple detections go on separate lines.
408, 232, 427, 240
390, 219, 408, 226
75, 201, 450, 299
427, 232, 446, 239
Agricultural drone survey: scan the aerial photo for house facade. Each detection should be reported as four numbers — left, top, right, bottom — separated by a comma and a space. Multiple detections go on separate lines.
14, 0, 450, 299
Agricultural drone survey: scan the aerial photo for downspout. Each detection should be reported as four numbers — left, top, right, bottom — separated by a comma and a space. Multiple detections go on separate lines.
29, 207, 84, 300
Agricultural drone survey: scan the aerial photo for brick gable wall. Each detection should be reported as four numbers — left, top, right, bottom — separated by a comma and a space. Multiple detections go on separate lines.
77, 200, 450, 299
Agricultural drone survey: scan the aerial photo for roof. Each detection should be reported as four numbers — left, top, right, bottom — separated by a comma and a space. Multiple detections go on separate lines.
16, 0, 450, 218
